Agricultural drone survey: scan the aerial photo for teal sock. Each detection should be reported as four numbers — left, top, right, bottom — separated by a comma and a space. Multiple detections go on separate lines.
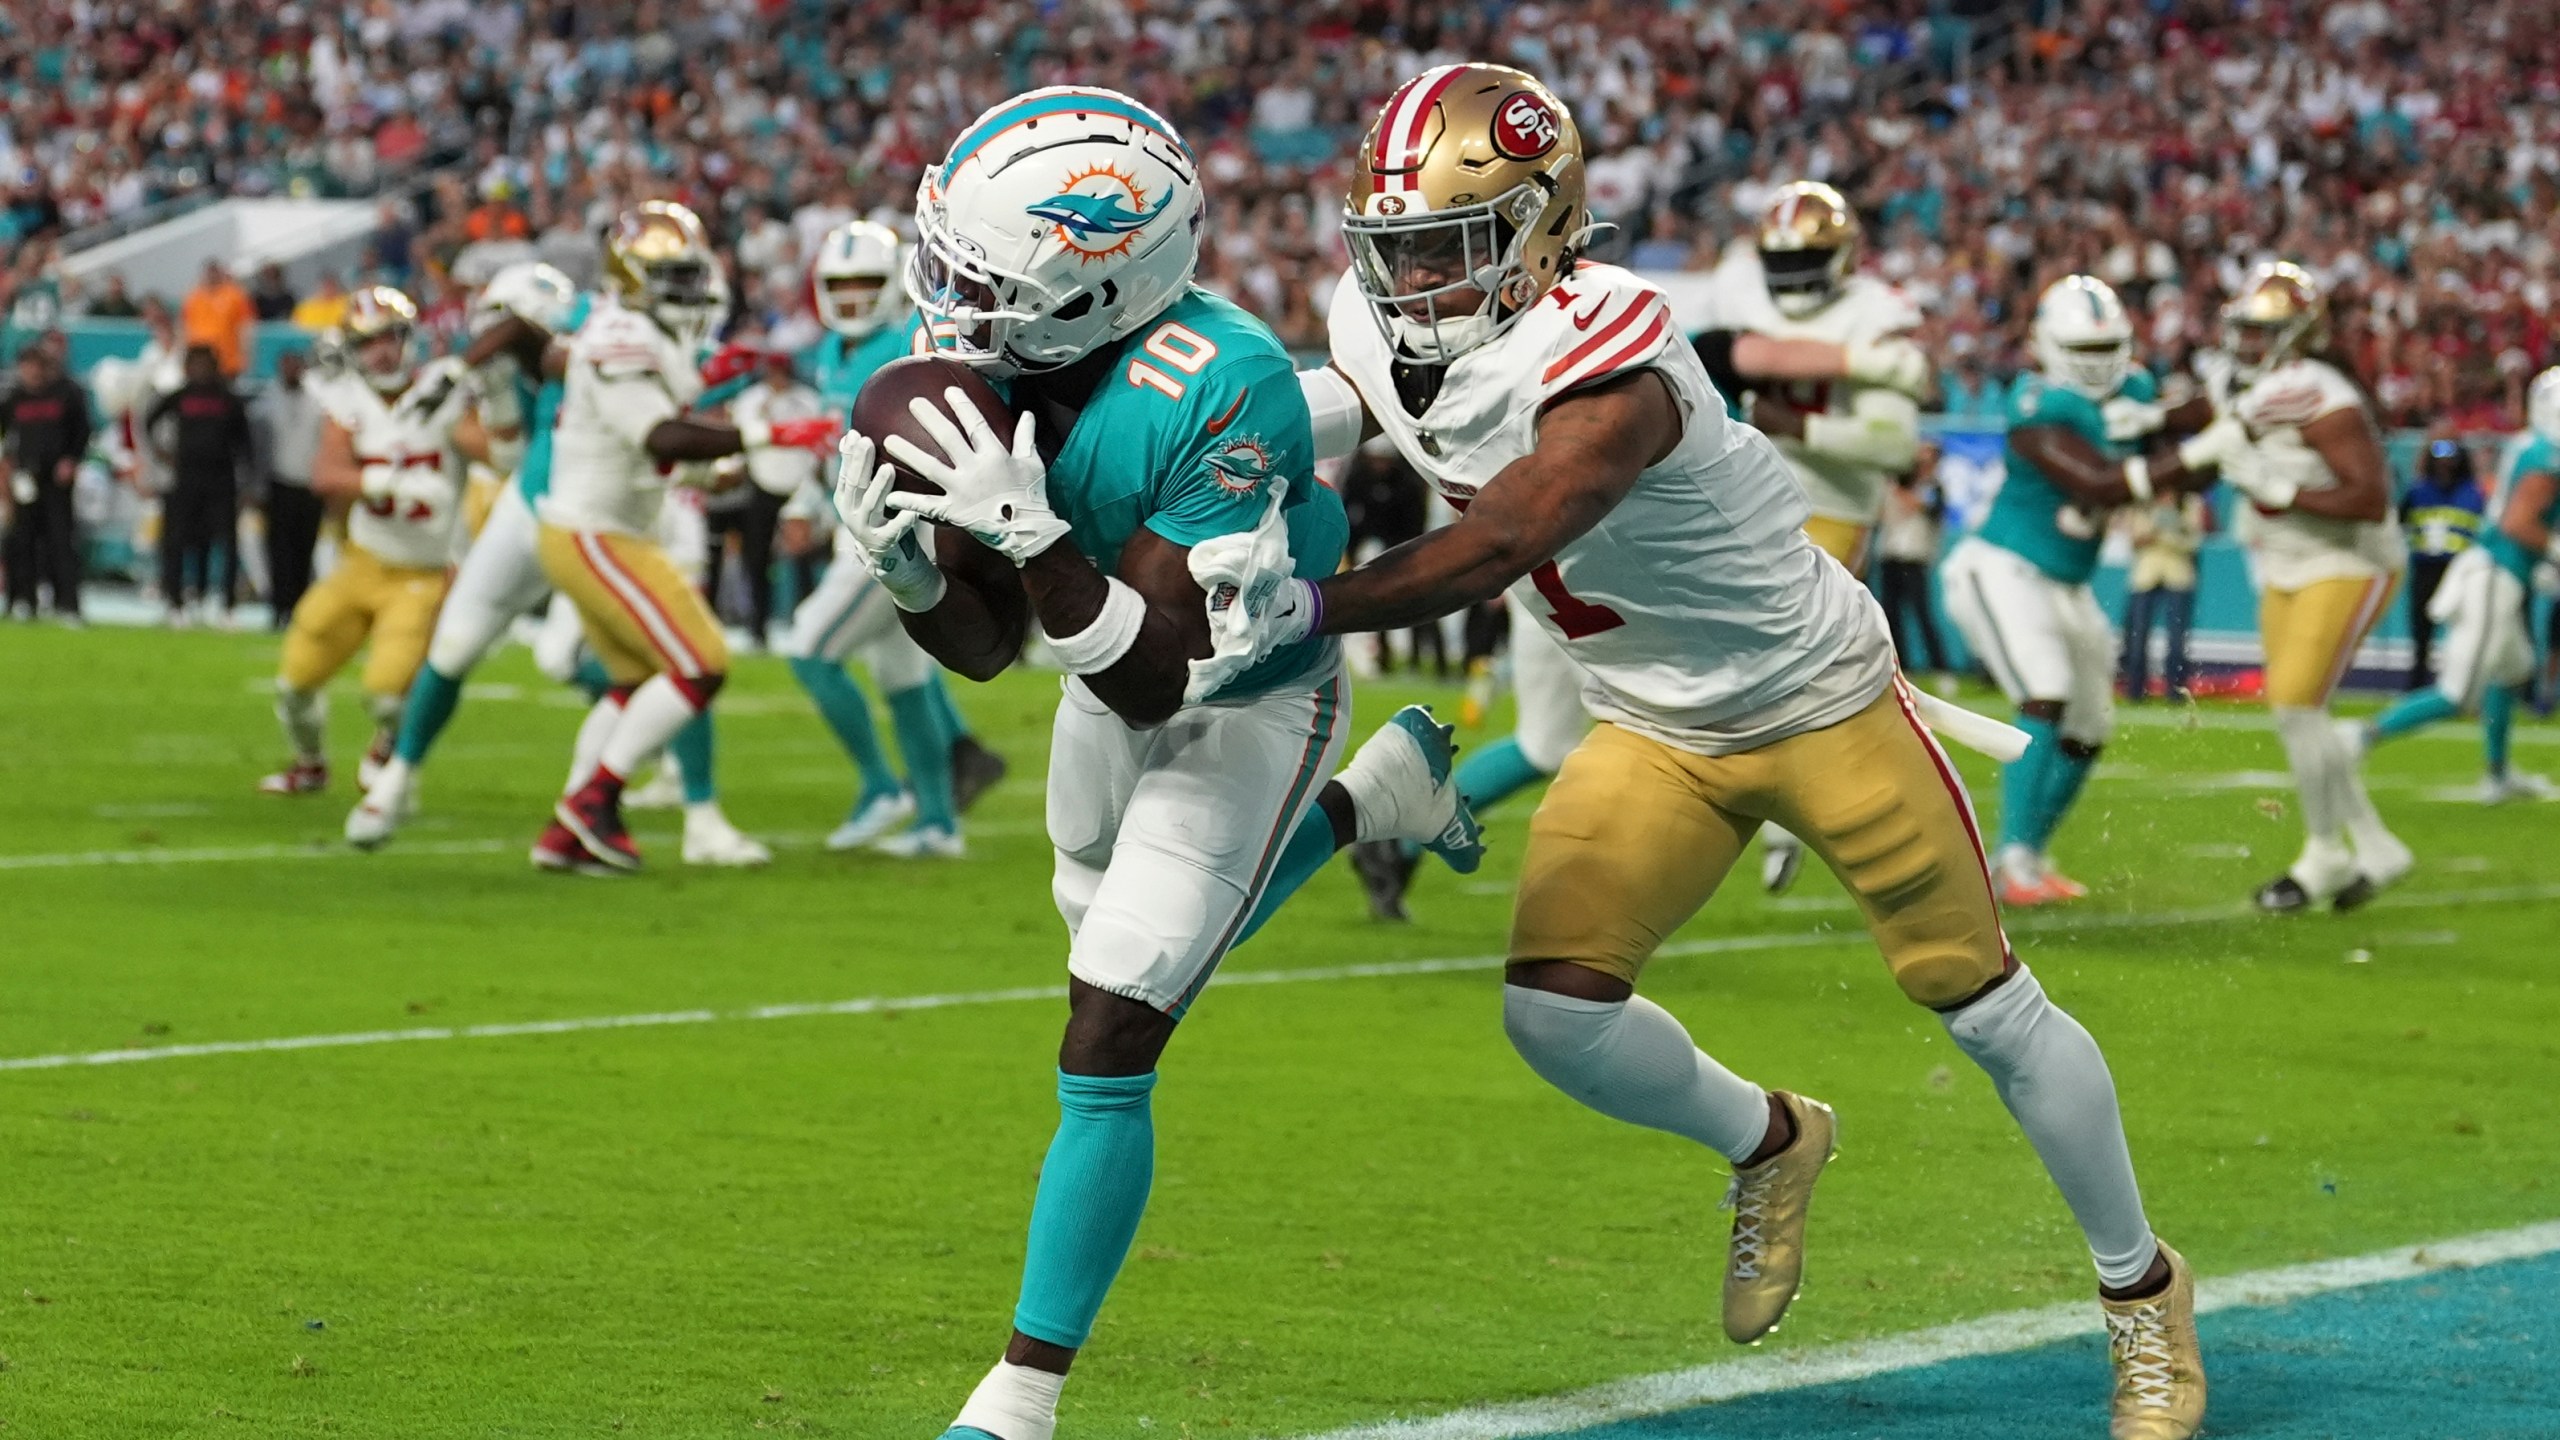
790, 656, 901, 805
927, 673, 975, 742
1012, 1070, 1158, 1350
2371, 687, 2459, 744
1230, 805, 1344, 948
2032, 742, 2098, 852
884, 683, 957, 830
1998, 714, 2061, 852
1455, 734, 1549, 816
670, 710, 717, 805
391, 664, 465, 765
572, 655, 613, 703
2483, 685, 2516, 778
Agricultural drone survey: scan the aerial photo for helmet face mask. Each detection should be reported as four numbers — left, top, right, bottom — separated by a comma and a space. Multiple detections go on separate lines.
910, 87, 1203, 378
605, 201, 726, 348
2221, 261, 2325, 384
1758, 182, 1861, 318
1344, 65, 1588, 366
812, 220, 907, 338
2032, 275, 2135, 400
342, 285, 420, 395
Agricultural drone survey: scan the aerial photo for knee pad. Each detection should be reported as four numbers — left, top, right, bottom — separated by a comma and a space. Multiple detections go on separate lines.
1938, 963, 2050, 1075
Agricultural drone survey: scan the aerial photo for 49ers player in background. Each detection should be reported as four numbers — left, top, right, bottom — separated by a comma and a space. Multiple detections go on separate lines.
261, 287, 471, 796
1195, 64, 2204, 1440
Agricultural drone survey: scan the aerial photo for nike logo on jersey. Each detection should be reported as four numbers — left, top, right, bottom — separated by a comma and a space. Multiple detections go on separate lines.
1570, 296, 1608, 330
1205, 389, 1248, 435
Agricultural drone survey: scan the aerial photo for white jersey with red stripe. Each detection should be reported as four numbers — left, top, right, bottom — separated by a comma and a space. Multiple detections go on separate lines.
1327, 262, 1895, 754
540, 298, 705, 537
1698, 250, 1923, 525
2229, 357, 2406, 590
316, 372, 467, 570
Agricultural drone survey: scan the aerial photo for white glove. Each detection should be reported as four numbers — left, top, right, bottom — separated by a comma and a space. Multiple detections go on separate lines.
357, 461, 399, 502
2217, 442, 2298, 510
2102, 395, 2168, 443
389, 464, 450, 512
881, 391, 1071, 565
1184, 481, 1316, 705
833, 431, 947, 612
2175, 414, 2251, 472
2193, 349, 2239, 409
1842, 338, 1932, 397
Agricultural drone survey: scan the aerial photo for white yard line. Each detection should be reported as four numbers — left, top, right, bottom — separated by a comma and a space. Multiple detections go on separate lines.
1294, 1219, 2560, 1440
4, 884, 2556, 1076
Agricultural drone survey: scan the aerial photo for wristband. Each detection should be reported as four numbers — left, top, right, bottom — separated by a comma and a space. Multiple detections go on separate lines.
2121, 456, 2153, 503
1047, 576, 1149, 674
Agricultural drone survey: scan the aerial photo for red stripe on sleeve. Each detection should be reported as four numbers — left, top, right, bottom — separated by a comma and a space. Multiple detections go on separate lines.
1544, 299, 1668, 387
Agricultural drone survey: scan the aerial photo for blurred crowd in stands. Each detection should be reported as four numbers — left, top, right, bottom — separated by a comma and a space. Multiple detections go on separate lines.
3, 0, 2559, 435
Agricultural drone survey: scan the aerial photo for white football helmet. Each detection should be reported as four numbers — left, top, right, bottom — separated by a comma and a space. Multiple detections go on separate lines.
2031, 275, 2135, 400
812, 221, 907, 338
2529, 368, 2560, 446
473, 261, 580, 338
909, 86, 1202, 376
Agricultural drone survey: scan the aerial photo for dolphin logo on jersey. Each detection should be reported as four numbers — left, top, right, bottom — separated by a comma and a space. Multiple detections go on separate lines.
1029, 163, 1172, 261
1204, 436, 1274, 497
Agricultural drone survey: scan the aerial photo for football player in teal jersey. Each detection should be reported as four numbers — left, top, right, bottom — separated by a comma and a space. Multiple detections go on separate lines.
1943, 277, 2217, 904
776, 221, 999, 855
829, 87, 1480, 1440
2347, 368, 2560, 800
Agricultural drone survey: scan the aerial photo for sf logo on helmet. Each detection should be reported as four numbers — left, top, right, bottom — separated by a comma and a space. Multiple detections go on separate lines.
1492, 92, 1560, 160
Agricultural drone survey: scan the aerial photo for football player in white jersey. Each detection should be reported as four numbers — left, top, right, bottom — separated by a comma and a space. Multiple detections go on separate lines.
260, 287, 471, 795
1193, 65, 2202, 1440
1695, 181, 1930, 892
2127, 263, 2411, 912
532, 201, 839, 872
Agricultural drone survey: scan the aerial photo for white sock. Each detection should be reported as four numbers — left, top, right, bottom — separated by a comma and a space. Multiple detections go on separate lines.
600, 674, 707, 780
1765, 824, 1801, 854
683, 799, 726, 827
275, 682, 327, 763
566, 695, 623, 791
1503, 987, 1771, 1164
1940, 965, 2157, 1289
366, 692, 403, 729
2271, 705, 2345, 843
370, 755, 414, 796
950, 1360, 1065, 1440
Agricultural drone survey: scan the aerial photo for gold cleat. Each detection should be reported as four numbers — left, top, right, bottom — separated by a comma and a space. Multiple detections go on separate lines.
2101, 1240, 2207, 1440
1720, 1091, 1837, 1344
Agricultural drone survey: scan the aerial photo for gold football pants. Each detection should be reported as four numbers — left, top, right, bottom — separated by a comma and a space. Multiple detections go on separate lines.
1513, 682, 2010, 1008
536, 524, 728, 686
2259, 573, 2397, 708
278, 543, 449, 698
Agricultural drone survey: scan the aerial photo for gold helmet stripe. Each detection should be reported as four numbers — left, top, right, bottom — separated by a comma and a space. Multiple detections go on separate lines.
1369, 63, 1468, 193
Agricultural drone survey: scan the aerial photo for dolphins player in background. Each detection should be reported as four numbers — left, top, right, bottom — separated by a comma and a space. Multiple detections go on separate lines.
2343, 368, 2560, 801
778, 221, 994, 855
345, 262, 773, 867
1942, 277, 2218, 904
1696, 181, 1930, 893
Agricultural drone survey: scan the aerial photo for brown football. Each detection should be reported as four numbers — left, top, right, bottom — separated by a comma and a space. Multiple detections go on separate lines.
849, 355, 1017, 493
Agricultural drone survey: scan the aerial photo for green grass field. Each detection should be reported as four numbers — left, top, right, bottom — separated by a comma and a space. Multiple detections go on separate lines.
2, 622, 2554, 1438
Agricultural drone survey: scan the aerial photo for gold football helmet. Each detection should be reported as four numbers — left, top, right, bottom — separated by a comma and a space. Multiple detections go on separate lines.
2222, 260, 2327, 383
602, 200, 725, 345
1343, 63, 1588, 362
340, 285, 419, 394
1757, 181, 1861, 317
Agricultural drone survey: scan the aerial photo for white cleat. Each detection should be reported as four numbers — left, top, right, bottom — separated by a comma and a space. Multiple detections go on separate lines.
2476, 770, 2558, 804
2332, 715, 2373, 764
1333, 705, 1483, 872
2349, 828, 2414, 892
825, 791, 915, 851
344, 770, 418, 850
625, 762, 687, 811
870, 824, 966, 860
681, 809, 772, 868
1761, 826, 1805, 895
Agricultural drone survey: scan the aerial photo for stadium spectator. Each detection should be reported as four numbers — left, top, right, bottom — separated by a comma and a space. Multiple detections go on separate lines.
1, 345, 96, 623
291, 275, 353, 333
82, 273, 141, 320
2119, 496, 2211, 705
2399, 439, 2486, 690
251, 349, 327, 629
248, 264, 299, 323
181, 261, 254, 378
144, 346, 253, 627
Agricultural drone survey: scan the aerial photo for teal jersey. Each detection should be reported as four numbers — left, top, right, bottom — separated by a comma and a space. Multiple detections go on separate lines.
1979, 369, 2159, 584
2486, 434, 2560, 581
807, 325, 911, 414
512, 293, 595, 503
927, 288, 1345, 701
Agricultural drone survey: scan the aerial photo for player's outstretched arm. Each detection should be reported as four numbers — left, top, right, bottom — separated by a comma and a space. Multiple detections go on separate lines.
2284, 407, 2391, 522
2010, 422, 2212, 509
2500, 470, 2558, 554
1313, 369, 1677, 636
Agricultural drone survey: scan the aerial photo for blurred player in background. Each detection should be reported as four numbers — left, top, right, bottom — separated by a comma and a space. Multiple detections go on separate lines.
532, 201, 838, 873
2344, 367, 2560, 801
1942, 276, 2215, 905
835, 87, 1481, 1440
260, 287, 466, 795
1193, 66, 2202, 1440
1696, 180, 1929, 892
2172, 263, 2410, 912
779, 221, 979, 856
